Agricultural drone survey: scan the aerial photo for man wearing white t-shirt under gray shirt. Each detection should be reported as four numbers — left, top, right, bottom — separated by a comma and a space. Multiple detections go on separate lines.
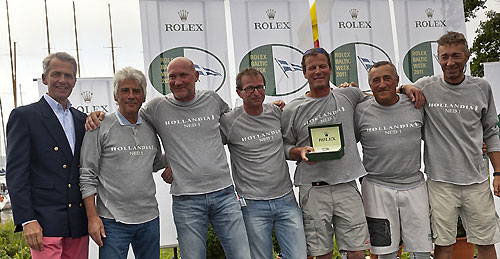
355, 61, 431, 259
220, 68, 307, 259
403, 31, 500, 259
86, 57, 250, 259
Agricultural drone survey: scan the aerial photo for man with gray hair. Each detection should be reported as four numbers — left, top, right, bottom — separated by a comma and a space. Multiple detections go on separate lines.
355, 61, 431, 259
80, 67, 165, 258
7, 52, 89, 258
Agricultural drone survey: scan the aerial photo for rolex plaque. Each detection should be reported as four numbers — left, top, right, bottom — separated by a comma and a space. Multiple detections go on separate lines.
306, 123, 344, 161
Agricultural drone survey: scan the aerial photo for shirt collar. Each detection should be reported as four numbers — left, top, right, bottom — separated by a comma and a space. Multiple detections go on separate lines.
115, 110, 143, 126
44, 94, 72, 112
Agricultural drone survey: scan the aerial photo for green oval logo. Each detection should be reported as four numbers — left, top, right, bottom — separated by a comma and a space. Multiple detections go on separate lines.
148, 46, 227, 94
330, 42, 392, 92
402, 41, 441, 83
239, 44, 307, 97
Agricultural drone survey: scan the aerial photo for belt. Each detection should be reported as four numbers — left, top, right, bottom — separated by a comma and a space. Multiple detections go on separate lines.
312, 181, 329, 186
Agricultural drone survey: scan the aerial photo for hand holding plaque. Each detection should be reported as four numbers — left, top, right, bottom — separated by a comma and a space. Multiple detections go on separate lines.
306, 123, 345, 162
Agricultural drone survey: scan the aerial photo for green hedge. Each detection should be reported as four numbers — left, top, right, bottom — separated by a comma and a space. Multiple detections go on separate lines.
0, 220, 31, 259
205, 224, 344, 258
206, 224, 226, 259
0, 219, 350, 259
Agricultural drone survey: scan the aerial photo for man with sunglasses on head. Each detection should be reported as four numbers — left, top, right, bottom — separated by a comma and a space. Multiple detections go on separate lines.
220, 68, 307, 259
403, 31, 500, 259
281, 48, 424, 259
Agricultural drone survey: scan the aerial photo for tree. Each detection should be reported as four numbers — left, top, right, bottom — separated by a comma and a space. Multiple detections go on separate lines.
470, 10, 500, 77
463, 0, 487, 21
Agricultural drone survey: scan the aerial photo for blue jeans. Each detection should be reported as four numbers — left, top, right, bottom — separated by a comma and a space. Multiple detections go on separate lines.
242, 191, 307, 259
99, 217, 160, 259
172, 185, 251, 259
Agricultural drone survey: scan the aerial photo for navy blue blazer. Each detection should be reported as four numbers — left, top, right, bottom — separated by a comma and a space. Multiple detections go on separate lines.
6, 97, 88, 238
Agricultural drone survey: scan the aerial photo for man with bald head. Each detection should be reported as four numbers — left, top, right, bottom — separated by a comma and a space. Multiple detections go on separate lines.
87, 57, 250, 259
148, 57, 250, 258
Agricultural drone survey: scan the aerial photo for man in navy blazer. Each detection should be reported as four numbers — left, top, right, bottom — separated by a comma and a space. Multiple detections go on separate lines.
6, 52, 89, 258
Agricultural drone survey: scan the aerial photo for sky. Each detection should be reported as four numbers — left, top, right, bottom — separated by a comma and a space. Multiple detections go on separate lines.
0, 0, 499, 162
0, 0, 144, 162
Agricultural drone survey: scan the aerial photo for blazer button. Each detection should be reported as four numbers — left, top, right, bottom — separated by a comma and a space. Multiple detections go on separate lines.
79, 203, 83, 207
68, 203, 72, 208
54, 146, 59, 151
62, 164, 67, 169
68, 183, 72, 188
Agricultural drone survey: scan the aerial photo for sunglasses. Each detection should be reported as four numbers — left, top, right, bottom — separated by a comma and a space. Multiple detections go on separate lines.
304, 48, 328, 55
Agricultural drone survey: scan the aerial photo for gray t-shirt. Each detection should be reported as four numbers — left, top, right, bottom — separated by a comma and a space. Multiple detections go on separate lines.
80, 112, 164, 224
281, 87, 367, 185
141, 90, 233, 195
355, 94, 424, 190
415, 75, 500, 185
220, 103, 292, 200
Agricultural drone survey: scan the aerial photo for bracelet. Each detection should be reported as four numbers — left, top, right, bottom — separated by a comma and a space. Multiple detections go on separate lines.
494, 172, 500, 177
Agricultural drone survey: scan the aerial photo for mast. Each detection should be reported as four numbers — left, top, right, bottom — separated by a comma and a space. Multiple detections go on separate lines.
72, 1, 81, 77
5, 0, 17, 107
0, 96, 6, 155
44, 0, 51, 54
14, 42, 18, 103
108, 3, 116, 74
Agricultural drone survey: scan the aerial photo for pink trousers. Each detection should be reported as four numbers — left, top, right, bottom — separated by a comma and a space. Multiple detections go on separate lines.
31, 235, 89, 259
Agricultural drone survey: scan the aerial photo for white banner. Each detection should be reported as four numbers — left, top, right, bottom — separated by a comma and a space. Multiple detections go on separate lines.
37, 77, 115, 115
484, 62, 500, 259
315, 0, 396, 91
484, 62, 500, 121
139, 0, 232, 103
139, 0, 233, 248
229, 0, 313, 105
393, 0, 466, 84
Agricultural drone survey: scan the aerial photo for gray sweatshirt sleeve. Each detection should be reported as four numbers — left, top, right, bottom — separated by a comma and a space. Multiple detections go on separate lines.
212, 92, 231, 115
334, 87, 368, 105
354, 103, 366, 142
281, 103, 298, 160
482, 84, 500, 152
79, 128, 102, 199
152, 135, 166, 172
141, 97, 161, 126
220, 113, 230, 145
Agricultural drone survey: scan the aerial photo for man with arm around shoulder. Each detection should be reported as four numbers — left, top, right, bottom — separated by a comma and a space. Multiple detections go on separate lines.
281, 48, 371, 259
355, 61, 431, 259
80, 67, 165, 258
220, 68, 307, 259
409, 31, 500, 259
